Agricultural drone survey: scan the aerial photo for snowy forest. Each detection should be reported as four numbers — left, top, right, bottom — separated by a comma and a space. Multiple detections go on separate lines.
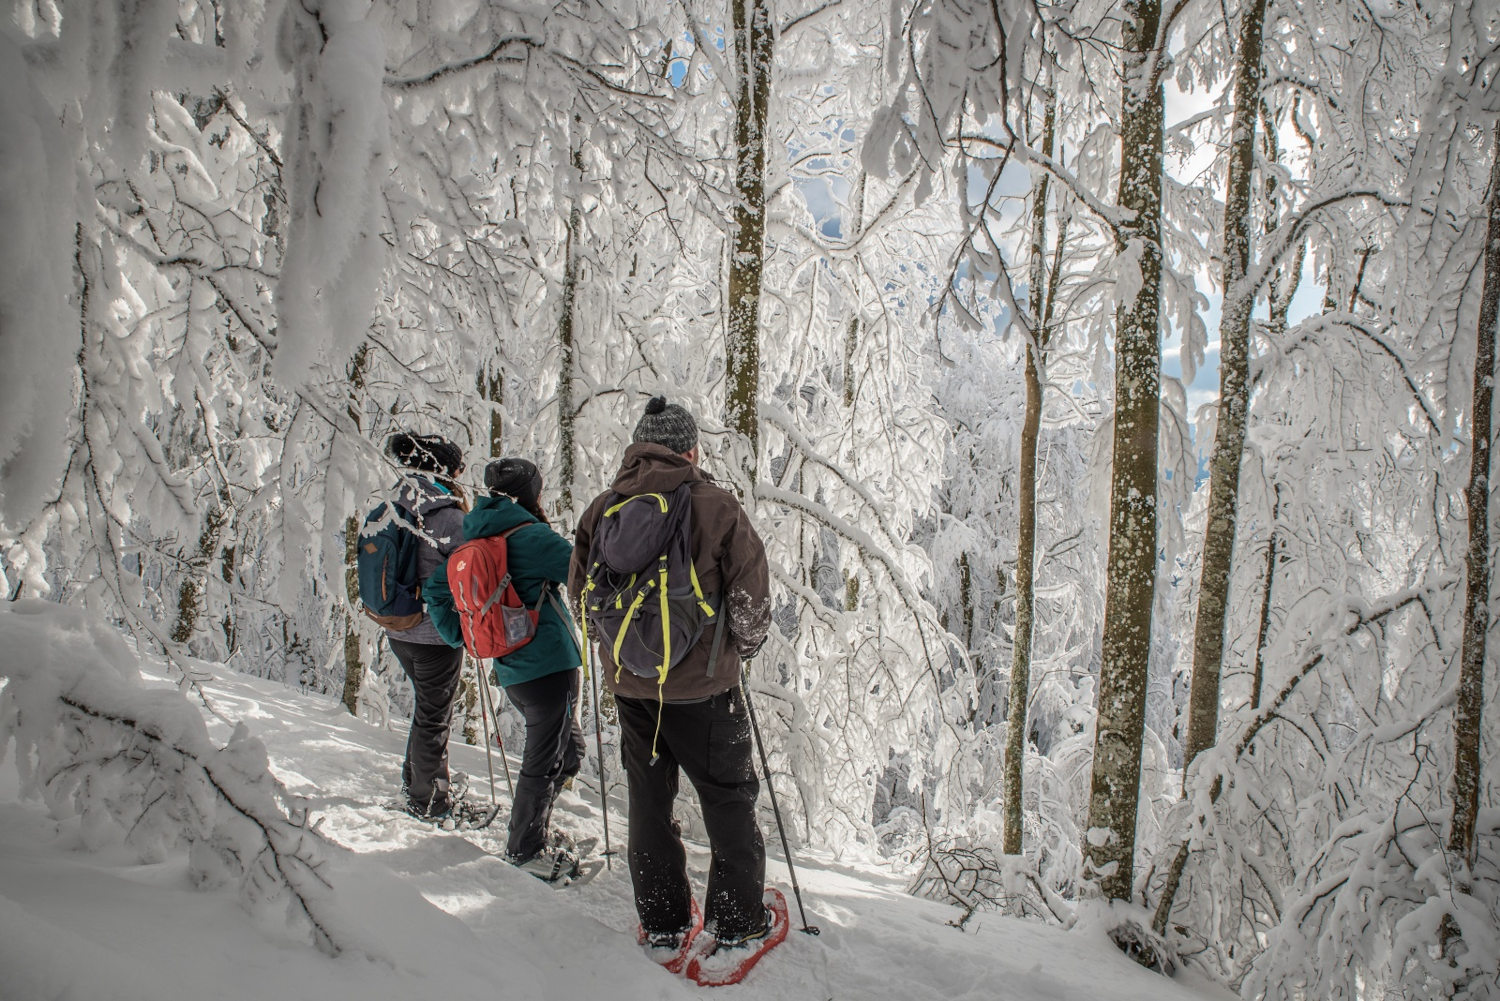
0, 0, 1497, 998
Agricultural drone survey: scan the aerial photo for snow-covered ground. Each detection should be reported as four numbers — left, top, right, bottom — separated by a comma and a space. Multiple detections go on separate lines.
0, 618, 1233, 1001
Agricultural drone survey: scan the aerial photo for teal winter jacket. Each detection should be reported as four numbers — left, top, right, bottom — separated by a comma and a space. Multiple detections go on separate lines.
425, 495, 581, 688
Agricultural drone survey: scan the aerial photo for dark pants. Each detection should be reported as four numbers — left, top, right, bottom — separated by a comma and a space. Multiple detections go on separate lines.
503, 668, 586, 860
389, 637, 466, 817
616, 689, 766, 940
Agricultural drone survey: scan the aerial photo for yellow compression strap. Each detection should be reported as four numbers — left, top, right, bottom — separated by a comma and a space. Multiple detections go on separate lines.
604, 493, 668, 518
657, 557, 671, 684
645, 555, 669, 759
613, 583, 653, 670
688, 563, 715, 617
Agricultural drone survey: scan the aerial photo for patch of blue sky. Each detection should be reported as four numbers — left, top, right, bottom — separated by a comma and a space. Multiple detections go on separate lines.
796, 176, 848, 239
667, 24, 724, 87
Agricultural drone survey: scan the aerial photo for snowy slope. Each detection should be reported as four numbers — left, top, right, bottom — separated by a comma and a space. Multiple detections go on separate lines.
0, 639, 1233, 1001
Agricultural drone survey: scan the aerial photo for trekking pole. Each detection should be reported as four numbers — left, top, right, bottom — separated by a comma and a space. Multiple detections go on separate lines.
587, 646, 615, 868
742, 662, 820, 936
470, 655, 498, 806
477, 660, 515, 797
551, 593, 614, 868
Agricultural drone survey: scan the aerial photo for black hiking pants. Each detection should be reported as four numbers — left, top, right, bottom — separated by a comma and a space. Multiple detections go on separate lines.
617, 689, 766, 941
503, 667, 586, 861
388, 637, 466, 817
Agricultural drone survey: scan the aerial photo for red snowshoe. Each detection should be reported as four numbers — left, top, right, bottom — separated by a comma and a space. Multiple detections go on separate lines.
638, 897, 704, 974
685, 887, 789, 987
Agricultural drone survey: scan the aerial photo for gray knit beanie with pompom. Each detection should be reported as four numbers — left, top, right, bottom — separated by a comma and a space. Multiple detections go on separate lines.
631, 396, 698, 455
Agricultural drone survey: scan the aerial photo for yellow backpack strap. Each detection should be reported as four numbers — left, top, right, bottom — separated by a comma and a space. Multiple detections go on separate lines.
604, 492, 669, 517
656, 555, 671, 685
688, 562, 715, 617
613, 583, 653, 667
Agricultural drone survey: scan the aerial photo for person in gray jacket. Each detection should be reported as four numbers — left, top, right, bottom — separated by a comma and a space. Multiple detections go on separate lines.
382, 432, 468, 820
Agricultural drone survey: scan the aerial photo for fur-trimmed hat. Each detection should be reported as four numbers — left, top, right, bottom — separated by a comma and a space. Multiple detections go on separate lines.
631, 396, 698, 455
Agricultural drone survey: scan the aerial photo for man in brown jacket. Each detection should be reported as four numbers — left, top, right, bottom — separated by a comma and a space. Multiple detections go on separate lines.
570, 396, 772, 965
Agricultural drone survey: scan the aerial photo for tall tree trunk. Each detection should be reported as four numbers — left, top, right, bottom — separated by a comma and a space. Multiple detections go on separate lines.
340, 343, 371, 716
558, 119, 584, 515
171, 497, 229, 646
478, 366, 503, 457
958, 551, 975, 650
460, 655, 480, 745
843, 173, 867, 410
1250, 97, 1296, 717
1004, 87, 1059, 857
726, 0, 772, 475
468, 358, 505, 741
1250, 483, 1282, 710
1450, 129, 1500, 876
1182, 0, 1268, 790
843, 172, 867, 610
1151, 0, 1267, 926
1083, 0, 1164, 902
341, 516, 364, 715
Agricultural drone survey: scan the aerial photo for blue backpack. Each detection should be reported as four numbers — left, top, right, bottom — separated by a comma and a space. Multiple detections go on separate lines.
356, 502, 425, 630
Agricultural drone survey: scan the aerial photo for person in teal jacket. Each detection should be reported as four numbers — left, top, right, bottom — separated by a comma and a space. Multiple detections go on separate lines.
426, 458, 587, 879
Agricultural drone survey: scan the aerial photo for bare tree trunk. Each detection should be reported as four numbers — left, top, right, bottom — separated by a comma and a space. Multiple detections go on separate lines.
1182, 0, 1268, 789
843, 173, 868, 610
1004, 87, 1059, 857
1249, 483, 1282, 710
1152, 0, 1267, 927
1084, 0, 1164, 903
340, 343, 371, 716
466, 359, 505, 742
460, 655, 480, 745
958, 551, 975, 651
478, 366, 503, 457
843, 172, 868, 410
558, 118, 584, 515
1450, 128, 1499, 876
1250, 97, 1297, 717
340, 516, 364, 716
171, 498, 229, 646
726, 0, 772, 473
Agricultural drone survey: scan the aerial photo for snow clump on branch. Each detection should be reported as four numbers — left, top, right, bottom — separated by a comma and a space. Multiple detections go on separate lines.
0, 599, 346, 955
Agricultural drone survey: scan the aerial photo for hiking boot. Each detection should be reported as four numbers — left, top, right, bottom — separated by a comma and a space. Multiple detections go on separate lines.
706, 908, 772, 953
685, 894, 788, 987
638, 898, 704, 973
508, 847, 580, 884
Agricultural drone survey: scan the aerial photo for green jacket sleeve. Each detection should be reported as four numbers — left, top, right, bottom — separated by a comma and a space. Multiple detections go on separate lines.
423, 559, 464, 648
528, 523, 575, 585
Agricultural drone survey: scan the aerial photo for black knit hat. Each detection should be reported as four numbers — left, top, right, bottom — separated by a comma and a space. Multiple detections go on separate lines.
631, 396, 698, 455
484, 458, 543, 509
385, 432, 464, 478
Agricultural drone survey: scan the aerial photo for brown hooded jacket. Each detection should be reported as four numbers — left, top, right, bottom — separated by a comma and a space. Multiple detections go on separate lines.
569, 443, 770, 702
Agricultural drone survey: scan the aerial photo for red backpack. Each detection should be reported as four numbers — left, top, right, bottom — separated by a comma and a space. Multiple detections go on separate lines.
447, 526, 544, 659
